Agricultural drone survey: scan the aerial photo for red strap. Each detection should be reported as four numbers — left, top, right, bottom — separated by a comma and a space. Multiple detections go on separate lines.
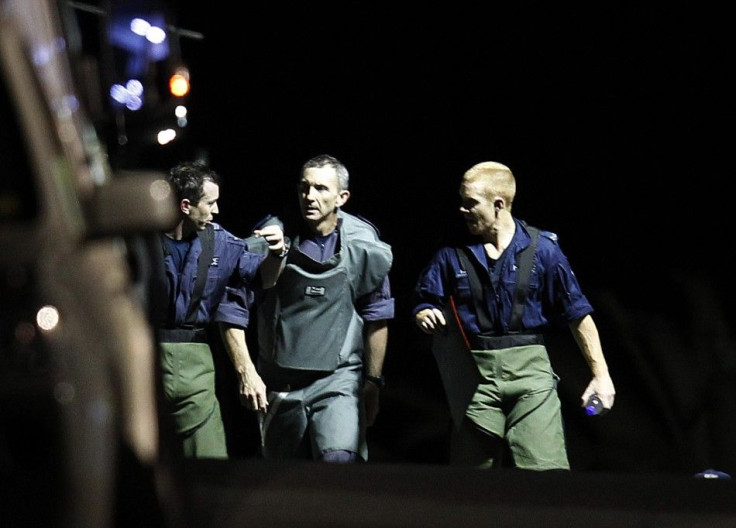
449, 295, 471, 350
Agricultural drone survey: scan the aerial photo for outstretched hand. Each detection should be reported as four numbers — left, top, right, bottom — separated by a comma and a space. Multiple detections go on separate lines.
253, 224, 287, 257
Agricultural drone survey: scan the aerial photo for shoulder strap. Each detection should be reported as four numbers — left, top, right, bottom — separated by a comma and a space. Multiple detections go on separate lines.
455, 247, 493, 330
508, 226, 540, 332
184, 224, 214, 326
160, 233, 170, 257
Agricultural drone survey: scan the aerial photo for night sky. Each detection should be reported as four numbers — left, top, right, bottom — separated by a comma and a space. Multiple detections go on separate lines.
169, 4, 733, 279
99, 4, 736, 471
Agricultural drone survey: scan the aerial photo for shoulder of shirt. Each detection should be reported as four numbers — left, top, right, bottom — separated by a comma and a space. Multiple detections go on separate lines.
437, 245, 467, 260
520, 221, 559, 246
530, 228, 560, 248
210, 222, 245, 245
539, 230, 559, 245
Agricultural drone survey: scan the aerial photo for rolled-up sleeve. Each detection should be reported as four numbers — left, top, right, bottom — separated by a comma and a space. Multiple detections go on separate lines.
412, 248, 454, 316
214, 245, 264, 328
357, 276, 395, 321
538, 240, 594, 323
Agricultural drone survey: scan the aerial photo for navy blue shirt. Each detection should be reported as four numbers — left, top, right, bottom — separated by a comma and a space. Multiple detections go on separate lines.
412, 219, 593, 336
160, 222, 263, 329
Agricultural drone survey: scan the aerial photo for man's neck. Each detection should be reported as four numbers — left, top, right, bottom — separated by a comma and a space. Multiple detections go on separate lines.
308, 212, 339, 237
165, 220, 195, 241
484, 216, 516, 259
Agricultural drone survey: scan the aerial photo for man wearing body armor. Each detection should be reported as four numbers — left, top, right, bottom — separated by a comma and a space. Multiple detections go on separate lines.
248, 154, 394, 463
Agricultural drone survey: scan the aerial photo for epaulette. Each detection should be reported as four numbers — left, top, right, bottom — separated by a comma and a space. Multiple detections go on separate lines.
540, 230, 559, 244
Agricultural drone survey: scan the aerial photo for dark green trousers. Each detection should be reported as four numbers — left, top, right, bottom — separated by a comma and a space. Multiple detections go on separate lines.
453, 344, 570, 470
159, 342, 227, 459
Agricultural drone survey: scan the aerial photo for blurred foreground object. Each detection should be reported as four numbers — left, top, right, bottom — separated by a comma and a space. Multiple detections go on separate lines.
0, 0, 181, 526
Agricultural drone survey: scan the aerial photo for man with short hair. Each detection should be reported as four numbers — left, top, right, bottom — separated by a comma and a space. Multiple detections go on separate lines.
247, 154, 394, 463
412, 161, 615, 470
154, 160, 283, 458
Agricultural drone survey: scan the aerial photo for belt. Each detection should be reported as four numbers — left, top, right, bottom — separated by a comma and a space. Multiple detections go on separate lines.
157, 327, 208, 343
469, 333, 544, 350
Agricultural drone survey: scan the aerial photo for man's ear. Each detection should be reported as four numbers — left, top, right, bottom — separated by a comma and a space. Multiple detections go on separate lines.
180, 198, 191, 214
336, 190, 351, 208
493, 197, 505, 210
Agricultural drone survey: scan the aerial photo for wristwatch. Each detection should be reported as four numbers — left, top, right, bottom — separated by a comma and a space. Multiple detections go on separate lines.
365, 374, 385, 388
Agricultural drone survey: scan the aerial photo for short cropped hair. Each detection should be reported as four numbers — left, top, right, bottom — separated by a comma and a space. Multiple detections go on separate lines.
463, 161, 516, 207
168, 160, 222, 205
301, 154, 349, 191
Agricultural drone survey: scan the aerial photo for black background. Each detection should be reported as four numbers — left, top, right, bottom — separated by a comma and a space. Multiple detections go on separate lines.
113, 3, 736, 472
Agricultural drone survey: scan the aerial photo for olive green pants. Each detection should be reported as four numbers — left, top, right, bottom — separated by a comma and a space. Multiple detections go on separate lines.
159, 342, 227, 459
451, 344, 570, 470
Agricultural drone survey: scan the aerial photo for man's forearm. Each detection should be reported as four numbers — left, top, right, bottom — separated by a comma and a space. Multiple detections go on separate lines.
364, 320, 388, 376
219, 324, 256, 374
570, 314, 609, 377
218, 323, 268, 411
